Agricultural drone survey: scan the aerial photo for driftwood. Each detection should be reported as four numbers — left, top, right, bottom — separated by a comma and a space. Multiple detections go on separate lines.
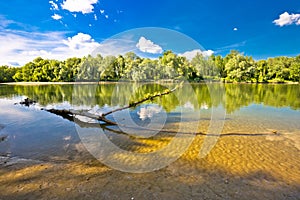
44, 109, 117, 125
44, 107, 280, 138
43, 83, 183, 126
16, 82, 280, 138
15, 98, 36, 107
102, 84, 179, 117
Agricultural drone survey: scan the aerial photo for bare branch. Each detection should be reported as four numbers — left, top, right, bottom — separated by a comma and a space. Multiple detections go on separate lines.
31, 82, 183, 126
102, 82, 182, 117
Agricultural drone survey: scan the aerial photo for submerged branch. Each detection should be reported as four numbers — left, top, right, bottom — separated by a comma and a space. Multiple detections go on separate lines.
44, 108, 280, 138
102, 82, 182, 117
44, 108, 117, 125
43, 82, 182, 126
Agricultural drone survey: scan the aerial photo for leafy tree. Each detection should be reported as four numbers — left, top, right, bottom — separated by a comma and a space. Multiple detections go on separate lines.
0, 66, 18, 82
0, 50, 298, 83
211, 55, 226, 78
289, 56, 300, 82
224, 51, 257, 82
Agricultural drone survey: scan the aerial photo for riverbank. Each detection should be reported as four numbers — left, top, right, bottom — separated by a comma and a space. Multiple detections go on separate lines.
0, 82, 103, 86
1, 80, 299, 86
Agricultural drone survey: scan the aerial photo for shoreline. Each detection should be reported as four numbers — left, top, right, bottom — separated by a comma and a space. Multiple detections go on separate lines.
0, 81, 299, 85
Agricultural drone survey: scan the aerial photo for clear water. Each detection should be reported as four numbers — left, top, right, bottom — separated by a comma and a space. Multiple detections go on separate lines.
0, 83, 299, 199
0, 83, 299, 160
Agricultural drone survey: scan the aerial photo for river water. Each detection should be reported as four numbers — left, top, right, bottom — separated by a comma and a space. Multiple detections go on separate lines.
0, 83, 299, 199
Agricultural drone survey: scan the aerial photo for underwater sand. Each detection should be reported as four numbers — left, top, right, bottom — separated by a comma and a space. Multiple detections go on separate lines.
1, 120, 299, 200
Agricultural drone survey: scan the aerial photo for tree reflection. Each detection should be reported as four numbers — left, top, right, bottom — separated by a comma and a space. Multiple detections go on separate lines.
1, 83, 299, 113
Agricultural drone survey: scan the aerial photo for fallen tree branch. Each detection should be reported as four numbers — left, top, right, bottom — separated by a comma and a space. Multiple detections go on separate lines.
102, 83, 181, 117
14, 98, 36, 107
44, 108, 117, 125
43, 82, 183, 125
45, 108, 280, 138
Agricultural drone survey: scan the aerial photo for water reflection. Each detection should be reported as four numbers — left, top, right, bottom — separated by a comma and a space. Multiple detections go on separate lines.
0, 83, 299, 112
137, 105, 162, 120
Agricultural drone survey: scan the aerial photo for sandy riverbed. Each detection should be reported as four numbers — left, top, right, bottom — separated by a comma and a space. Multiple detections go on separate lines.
1, 133, 299, 200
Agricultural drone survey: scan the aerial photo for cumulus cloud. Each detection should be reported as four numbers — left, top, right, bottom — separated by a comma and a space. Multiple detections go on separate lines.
51, 14, 62, 20
179, 49, 214, 60
49, 1, 59, 10
100, 9, 105, 14
233, 27, 238, 31
273, 12, 300, 26
61, 0, 98, 14
63, 33, 100, 50
136, 37, 163, 54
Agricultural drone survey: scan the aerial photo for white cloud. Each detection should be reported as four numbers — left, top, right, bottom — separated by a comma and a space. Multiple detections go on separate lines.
63, 32, 100, 50
136, 37, 163, 54
105, 15, 109, 19
233, 27, 238, 31
273, 12, 300, 26
201, 50, 214, 57
61, 0, 98, 14
94, 14, 97, 20
0, 29, 101, 66
0, 15, 24, 29
179, 49, 214, 60
51, 14, 62, 20
21, 50, 52, 57
0, 18, 14, 28
49, 1, 59, 10
100, 9, 105, 14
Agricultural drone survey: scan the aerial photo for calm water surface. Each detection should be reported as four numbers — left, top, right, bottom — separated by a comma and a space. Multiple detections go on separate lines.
0, 83, 299, 160
0, 83, 300, 199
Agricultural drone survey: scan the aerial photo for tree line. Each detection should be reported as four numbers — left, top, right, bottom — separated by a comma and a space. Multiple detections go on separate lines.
0, 50, 299, 83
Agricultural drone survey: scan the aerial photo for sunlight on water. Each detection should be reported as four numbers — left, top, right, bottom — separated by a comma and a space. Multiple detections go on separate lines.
0, 83, 299, 199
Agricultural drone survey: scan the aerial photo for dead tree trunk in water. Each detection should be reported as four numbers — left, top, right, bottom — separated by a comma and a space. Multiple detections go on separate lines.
43, 82, 183, 125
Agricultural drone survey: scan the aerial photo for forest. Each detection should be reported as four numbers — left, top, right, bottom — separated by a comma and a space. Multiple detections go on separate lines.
0, 50, 299, 83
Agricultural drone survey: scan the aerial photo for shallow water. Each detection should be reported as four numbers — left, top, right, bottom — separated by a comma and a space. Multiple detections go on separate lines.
0, 83, 299, 199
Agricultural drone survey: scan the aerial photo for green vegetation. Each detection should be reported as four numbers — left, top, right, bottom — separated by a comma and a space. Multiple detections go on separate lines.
0, 50, 299, 83
0, 65, 19, 82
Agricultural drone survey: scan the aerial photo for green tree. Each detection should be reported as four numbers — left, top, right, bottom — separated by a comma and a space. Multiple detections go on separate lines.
0, 66, 18, 82
224, 51, 256, 82
289, 56, 300, 82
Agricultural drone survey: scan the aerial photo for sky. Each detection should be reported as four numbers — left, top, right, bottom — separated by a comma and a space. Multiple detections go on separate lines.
0, 0, 300, 66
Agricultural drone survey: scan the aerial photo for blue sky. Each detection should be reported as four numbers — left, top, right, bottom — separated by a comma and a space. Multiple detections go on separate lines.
0, 0, 300, 66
